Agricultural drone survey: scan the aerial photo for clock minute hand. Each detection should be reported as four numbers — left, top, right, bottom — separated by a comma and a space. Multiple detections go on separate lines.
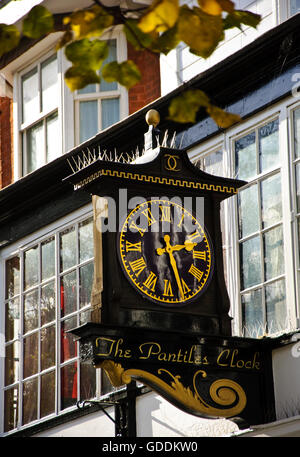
162, 235, 185, 300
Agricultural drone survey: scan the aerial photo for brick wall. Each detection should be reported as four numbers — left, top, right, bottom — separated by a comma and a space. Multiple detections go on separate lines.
127, 43, 161, 114
0, 97, 13, 189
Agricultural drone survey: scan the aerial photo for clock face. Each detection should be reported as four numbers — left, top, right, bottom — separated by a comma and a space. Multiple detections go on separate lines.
118, 199, 214, 307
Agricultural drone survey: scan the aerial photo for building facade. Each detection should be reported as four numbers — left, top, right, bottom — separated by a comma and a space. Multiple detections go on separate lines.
1, 0, 300, 438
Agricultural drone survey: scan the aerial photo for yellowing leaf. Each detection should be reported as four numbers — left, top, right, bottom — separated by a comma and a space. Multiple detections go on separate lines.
0, 24, 20, 57
152, 25, 180, 54
65, 39, 108, 71
138, 0, 179, 33
102, 60, 141, 89
65, 66, 100, 91
65, 5, 114, 39
56, 29, 73, 51
22, 5, 54, 39
207, 104, 241, 128
223, 10, 261, 30
168, 90, 210, 123
124, 19, 154, 51
198, 0, 234, 15
178, 6, 223, 58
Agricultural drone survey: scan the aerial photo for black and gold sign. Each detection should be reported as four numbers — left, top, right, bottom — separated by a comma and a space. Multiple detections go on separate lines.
71, 323, 275, 425
118, 199, 213, 306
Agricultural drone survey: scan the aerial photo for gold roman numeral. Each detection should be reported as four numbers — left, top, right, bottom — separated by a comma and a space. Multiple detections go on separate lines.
143, 271, 158, 292
125, 241, 142, 252
193, 250, 206, 261
177, 212, 185, 228
187, 230, 202, 243
129, 257, 146, 277
188, 264, 203, 282
129, 220, 146, 237
160, 205, 171, 223
181, 279, 191, 295
141, 208, 156, 226
163, 279, 173, 297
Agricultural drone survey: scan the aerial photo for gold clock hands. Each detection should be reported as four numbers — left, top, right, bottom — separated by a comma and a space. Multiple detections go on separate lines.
161, 235, 185, 300
156, 240, 197, 255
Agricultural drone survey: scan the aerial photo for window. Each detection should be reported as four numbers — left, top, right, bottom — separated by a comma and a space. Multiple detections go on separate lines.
74, 40, 121, 145
234, 118, 287, 337
2, 214, 100, 433
290, 0, 300, 16
20, 54, 61, 175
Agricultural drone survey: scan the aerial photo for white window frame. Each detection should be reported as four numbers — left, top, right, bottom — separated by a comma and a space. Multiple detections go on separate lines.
278, 0, 300, 22
0, 204, 105, 435
73, 27, 128, 146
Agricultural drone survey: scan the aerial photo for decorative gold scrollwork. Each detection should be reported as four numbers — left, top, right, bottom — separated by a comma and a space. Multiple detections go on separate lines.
98, 361, 247, 419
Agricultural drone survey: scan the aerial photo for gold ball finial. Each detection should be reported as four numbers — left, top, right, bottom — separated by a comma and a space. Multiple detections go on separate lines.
145, 109, 160, 128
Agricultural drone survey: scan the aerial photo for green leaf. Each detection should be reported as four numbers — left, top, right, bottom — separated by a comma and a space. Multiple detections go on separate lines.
124, 19, 154, 51
102, 60, 141, 89
152, 25, 180, 54
223, 10, 261, 30
168, 89, 210, 123
138, 0, 179, 33
56, 29, 73, 51
22, 5, 54, 39
65, 39, 108, 71
206, 104, 241, 128
65, 5, 114, 39
65, 66, 100, 91
178, 6, 224, 58
0, 24, 20, 57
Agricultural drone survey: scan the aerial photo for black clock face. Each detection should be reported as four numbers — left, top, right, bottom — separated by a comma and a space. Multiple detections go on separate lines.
118, 199, 214, 307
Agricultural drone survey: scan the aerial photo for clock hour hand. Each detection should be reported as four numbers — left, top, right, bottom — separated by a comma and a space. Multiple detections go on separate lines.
159, 235, 185, 300
156, 239, 197, 256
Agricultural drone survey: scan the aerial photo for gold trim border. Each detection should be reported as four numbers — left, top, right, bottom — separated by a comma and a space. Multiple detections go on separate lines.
74, 168, 238, 195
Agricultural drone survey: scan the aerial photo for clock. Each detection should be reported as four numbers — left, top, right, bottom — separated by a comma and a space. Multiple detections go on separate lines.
118, 199, 214, 307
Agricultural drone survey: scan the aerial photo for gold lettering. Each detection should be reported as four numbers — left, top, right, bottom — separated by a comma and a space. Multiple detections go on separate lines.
189, 264, 204, 282
193, 250, 206, 261
95, 337, 116, 357
143, 271, 158, 292
160, 205, 171, 223
181, 279, 191, 295
129, 220, 146, 237
129, 257, 146, 277
163, 279, 173, 297
217, 349, 230, 367
187, 230, 202, 242
139, 342, 161, 360
125, 240, 142, 252
141, 207, 157, 226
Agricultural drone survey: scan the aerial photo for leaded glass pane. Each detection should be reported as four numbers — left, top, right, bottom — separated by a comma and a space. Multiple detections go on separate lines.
203, 150, 224, 177
5, 342, 20, 386
5, 257, 20, 299
61, 316, 77, 362
258, 119, 279, 173
4, 387, 18, 432
26, 121, 44, 173
61, 271, 77, 317
295, 162, 300, 213
79, 217, 93, 262
41, 325, 56, 370
23, 378, 38, 425
80, 362, 96, 400
241, 288, 264, 338
261, 173, 282, 229
42, 237, 55, 280
41, 281, 56, 326
235, 131, 256, 180
290, 0, 300, 15
41, 371, 55, 418
79, 262, 94, 308
238, 184, 259, 239
60, 227, 76, 272
61, 362, 78, 410
79, 100, 98, 144
293, 107, 300, 159
265, 279, 287, 334
24, 289, 39, 333
240, 236, 262, 290
5, 298, 20, 342
264, 226, 284, 281
24, 246, 39, 289
23, 332, 38, 378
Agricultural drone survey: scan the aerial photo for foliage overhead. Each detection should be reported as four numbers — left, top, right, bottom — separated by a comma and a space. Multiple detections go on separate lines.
0, 0, 261, 127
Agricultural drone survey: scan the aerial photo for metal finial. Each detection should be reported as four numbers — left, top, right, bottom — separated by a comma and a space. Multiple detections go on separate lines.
145, 109, 160, 128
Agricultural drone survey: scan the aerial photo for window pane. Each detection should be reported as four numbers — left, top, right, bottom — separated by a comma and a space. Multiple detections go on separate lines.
5, 298, 20, 342
41, 281, 56, 326
24, 246, 39, 289
80, 308, 92, 325
24, 289, 39, 333
203, 150, 224, 177
79, 217, 94, 262
238, 184, 259, 238
265, 279, 287, 334
41, 371, 55, 418
100, 40, 117, 92
78, 83, 97, 95
264, 226, 284, 281
295, 162, 300, 213
240, 236, 262, 290
60, 227, 76, 272
61, 316, 77, 363
46, 112, 60, 162
261, 173, 282, 229
242, 288, 264, 338
5, 342, 20, 386
41, 325, 55, 370
23, 332, 38, 378
22, 68, 39, 123
235, 131, 256, 180
23, 378, 38, 425
79, 262, 94, 308
42, 237, 55, 280
102, 98, 119, 130
26, 121, 44, 173
259, 119, 279, 173
80, 362, 96, 400
294, 108, 300, 159
290, 0, 300, 15
61, 362, 78, 410
41, 55, 58, 113
5, 257, 20, 299
61, 271, 77, 317
4, 387, 18, 432
79, 100, 98, 143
